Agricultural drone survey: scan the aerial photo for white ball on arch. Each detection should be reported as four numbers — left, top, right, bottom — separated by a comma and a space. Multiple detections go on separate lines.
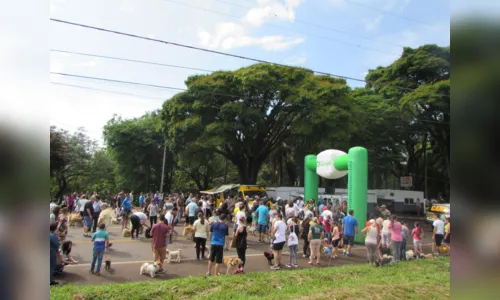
316, 149, 348, 180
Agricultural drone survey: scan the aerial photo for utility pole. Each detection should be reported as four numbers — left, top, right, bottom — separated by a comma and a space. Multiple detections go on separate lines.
160, 141, 167, 194
224, 157, 228, 183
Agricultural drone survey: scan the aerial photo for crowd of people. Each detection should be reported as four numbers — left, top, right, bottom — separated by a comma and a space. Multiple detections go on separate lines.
49, 190, 450, 285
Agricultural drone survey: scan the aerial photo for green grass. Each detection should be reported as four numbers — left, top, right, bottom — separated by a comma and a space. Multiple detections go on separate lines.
51, 257, 450, 300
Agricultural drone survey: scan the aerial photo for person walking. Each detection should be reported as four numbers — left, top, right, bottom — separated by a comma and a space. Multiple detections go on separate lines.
150, 214, 170, 274
342, 210, 358, 257
444, 217, 451, 249
91, 195, 102, 233
362, 219, 380, 265
286, 217, 299, 268
389, 214, 403, 262
271, 213, 287, 270
82, 196, 95, 238
432, 213, 445, 255
121, 195, 132, 230
412, 222, 424, 256
308, 217, 324, 265
89, 223, 110, 276
301, 215, 311, 259
193, 212, 209, 262
234, 216, 248, 273
256, 200, 270, 243
147, 200, 159, 227
330, 221, 341, 258
207, 214, 229, 276
186, 199, 198, 225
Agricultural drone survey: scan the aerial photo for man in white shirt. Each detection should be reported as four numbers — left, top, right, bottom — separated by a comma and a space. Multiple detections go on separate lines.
432, 213, 445, 254
166, 207, 178, 226
77, 195, 88, 218
50, 201, 58, 214
321, 205, 333, 220
92, 196, 103, 232
285, 200, 299, 220
271, 213, 287, 270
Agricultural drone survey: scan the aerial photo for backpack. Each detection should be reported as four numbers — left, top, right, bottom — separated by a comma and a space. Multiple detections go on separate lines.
287, 225, 299, 246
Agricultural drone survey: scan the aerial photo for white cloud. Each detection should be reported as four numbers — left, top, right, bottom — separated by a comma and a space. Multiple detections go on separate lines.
284, 53, 307, 65
363, 15, 383, 31
361, 0, 414, 31
198, 1, 304, 51
198, 22, 304, 51
244, 0, 303, 27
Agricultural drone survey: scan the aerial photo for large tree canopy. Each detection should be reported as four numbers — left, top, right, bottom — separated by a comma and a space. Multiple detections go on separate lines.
162, 63, 352, 184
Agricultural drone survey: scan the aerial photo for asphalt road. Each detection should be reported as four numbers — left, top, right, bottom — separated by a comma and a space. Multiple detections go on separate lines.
54, 216, 435, 286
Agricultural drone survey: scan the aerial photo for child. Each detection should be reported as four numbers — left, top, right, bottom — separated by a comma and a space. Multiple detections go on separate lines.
331, 221, 340, 258
89, 223, 110, 276
400, 221, 409, 260
412, 222, 424, 256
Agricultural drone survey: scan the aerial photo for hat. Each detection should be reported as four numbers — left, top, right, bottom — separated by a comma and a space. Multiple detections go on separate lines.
381, 205, 386, 208
255, 196, 260, 199
369, 219, 375, 225
322, 207, 328, 211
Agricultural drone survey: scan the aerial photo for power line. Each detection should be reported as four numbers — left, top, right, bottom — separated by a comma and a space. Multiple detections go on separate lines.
50, 72, 449, 125
162, 0, 401, 55
344, 0, 450, 31
49, 18, 450, 98
50, 82, 169, 100
51, 49, 214, 73
212, 0, 406, 48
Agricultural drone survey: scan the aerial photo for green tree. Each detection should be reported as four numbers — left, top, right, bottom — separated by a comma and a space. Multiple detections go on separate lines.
162, 63, 352, 184
103, 111, 171, 193
50, 126, 95, 202
360, 44, 450, 196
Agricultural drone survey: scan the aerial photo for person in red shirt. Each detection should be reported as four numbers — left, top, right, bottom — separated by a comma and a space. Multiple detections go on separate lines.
150, 214, 171, 273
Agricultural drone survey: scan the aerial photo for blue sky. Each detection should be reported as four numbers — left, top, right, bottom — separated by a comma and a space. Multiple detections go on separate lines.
49, 0, 450, 143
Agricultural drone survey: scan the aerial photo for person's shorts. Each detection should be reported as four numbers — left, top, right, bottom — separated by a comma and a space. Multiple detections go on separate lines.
209, 245, 224, 264
413, 240, 422, 249
332, 238, 341, 247
83, 216, 92, 228
258, 224, 267, 233
343, 235, 354, 246
434, 234, 444, 246
272, 241, 285, 251
122, 209, 131, 217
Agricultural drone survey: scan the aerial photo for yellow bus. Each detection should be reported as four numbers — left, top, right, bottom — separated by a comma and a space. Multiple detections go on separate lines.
200, 184, 267, 208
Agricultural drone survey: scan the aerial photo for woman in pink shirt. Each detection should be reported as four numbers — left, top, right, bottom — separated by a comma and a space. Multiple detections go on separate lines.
388, 214, 402, 262
412, 222, 424, 256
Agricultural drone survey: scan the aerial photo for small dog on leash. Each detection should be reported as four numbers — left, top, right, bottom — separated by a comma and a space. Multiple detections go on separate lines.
423, 253, 435, 260
122, 228, 131, 237
374, 255, 393, 267
223, 257, 244, 275
105, 257, 111, 271
166, 249, 182, 263
140, 261, 160, 278
264, 251, 274, 265
406, 250, 415, 261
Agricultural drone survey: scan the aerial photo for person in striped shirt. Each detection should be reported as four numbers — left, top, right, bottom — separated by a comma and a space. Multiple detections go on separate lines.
89, 223, 109, 276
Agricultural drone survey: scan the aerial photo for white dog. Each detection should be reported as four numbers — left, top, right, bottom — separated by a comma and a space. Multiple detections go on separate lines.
166, 249, 182, 263
406, 250, 415, 261
139, 262, 160, 278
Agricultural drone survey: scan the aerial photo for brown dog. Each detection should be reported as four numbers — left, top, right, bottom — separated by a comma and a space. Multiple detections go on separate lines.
424, 253, 435, 259
122, 228, 131, 237
183, 225, 195, 240
223, 257, 244, 275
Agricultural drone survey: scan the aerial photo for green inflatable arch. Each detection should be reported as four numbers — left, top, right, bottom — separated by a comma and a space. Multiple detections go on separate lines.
304, 147, 368, 244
